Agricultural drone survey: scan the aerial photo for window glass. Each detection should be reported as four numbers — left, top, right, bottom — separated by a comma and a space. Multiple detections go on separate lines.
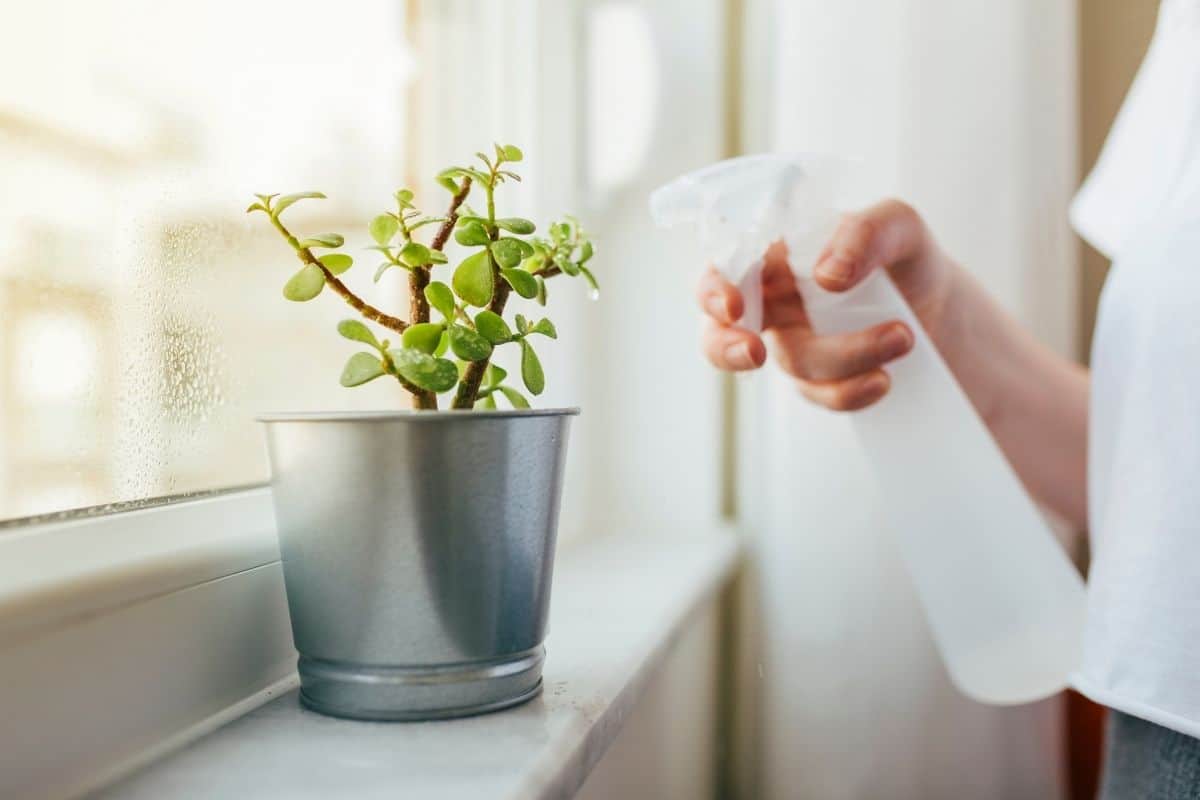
2, 0, 730, 539
1, 0, 414, 521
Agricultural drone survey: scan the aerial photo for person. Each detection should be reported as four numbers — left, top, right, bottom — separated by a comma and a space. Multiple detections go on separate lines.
696, 3, 1200, 795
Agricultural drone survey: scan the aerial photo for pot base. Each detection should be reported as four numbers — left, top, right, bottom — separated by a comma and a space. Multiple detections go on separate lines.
296, 646, 545, 722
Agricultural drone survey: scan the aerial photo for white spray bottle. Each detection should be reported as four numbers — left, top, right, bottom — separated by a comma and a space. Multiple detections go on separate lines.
651, 154, 1085, 705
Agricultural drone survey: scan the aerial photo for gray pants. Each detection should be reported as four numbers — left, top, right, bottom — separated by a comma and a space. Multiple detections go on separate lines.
1100, 711, 1200, 799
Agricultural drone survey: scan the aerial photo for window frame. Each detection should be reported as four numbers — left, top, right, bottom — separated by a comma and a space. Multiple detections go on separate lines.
0, 488, 298, 798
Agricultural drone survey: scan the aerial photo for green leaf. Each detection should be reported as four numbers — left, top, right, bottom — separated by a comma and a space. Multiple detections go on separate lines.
374, 262, 394, 283
369, 214, 399, 246
477, 393, 498, 409
395, 188, 415, 207
340, 352, 386, 387
389, 348, 459, 393
455, 220, 491, 247
448, 325, 493, 361
409, 216, 447, 232
579, 240, 594, 263
501, 144, 524, 162
282, 263, 325, 301
495, 217, 536, 235
437, 173, 461, 193
498, 385, 531, 409
486, 363, 508, 386
337, 319, 379, 348
556, 253, 581, 276
580, 266, 600, 296
401, 322, 445, 355
535, 275, 548, 306
443, 166, 490, 184
245, 202, 268, 214
453, 250, 494, 307
399, 241, 435, 266
490, 238, 524, 268
501, 268, 538, 299
515, 314, 530, 334
319, 253, 353, 275
474, 310, 513, 344
520, 339, 545, 395
273, 191, 326, 217
424, 281, 456, 321
298, 233, 345, 249
530, 318, 558, 339
434, 330, 450, 357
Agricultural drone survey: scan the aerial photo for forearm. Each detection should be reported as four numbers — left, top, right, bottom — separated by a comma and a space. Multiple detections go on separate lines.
934, 269, 1089, 528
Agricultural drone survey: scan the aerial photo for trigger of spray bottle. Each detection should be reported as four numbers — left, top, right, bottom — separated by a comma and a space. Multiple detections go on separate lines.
650, 154, 1086, 706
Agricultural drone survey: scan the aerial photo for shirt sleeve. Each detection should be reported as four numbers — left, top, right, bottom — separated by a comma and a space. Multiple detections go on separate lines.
1071, 0, 1200, 260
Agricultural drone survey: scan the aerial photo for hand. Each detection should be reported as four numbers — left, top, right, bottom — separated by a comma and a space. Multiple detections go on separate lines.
697, 198, 958, 411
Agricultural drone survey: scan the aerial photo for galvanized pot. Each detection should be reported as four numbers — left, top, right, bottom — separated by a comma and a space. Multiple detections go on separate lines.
259, 409, 577, 721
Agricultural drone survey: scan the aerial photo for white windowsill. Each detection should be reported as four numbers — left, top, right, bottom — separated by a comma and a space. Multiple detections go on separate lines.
99, 527, 741, 800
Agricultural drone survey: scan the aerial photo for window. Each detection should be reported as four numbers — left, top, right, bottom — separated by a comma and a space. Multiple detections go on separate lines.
1, 0, 416, 521
1, 0, 729, 540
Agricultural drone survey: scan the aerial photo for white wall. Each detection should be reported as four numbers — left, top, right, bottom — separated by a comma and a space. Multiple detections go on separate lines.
577, 600, 720, 800
739, 1, 1079, 798
416, 0, 728, 546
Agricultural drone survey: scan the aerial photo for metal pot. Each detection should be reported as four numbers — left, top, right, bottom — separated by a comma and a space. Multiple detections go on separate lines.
259, 408, 577, 721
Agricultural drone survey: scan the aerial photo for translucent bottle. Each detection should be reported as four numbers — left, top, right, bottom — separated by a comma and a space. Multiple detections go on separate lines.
651, 155, 1085, 704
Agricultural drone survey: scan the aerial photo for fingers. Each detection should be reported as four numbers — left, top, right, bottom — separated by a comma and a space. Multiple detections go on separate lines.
696, 268, 744, 325
813, 198, 927, 292
768, 321, 913, 382
796, 370, 891, 412
702, 323, 767, 372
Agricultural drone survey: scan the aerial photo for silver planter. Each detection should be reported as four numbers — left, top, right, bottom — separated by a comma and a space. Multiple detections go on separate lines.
259, 408, 577, 721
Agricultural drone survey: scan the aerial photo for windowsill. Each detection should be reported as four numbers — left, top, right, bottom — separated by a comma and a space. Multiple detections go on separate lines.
99, 528, 741, 800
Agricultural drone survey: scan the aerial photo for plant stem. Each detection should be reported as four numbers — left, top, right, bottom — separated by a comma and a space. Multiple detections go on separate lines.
407, 178, 472, 410
269, 216, 409, 335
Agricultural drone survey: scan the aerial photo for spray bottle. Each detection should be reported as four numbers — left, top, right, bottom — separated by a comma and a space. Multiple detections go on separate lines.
651, 154, 1085, 704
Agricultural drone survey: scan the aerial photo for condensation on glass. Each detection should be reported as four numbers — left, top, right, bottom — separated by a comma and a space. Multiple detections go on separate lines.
0, 0, 417, 522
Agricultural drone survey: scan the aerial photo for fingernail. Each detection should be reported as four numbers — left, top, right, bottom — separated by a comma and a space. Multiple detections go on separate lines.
863, 373, 889, 397
705, 293, 730, 320
724, 341, 755, 369
877, 326, 913, 361
816, 255, 854, 286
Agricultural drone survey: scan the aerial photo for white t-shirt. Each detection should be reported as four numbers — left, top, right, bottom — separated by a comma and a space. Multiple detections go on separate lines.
1069, 0, 1200, 739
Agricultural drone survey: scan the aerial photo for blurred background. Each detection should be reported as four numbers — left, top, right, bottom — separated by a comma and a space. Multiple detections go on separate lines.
0, 0, 1161, 797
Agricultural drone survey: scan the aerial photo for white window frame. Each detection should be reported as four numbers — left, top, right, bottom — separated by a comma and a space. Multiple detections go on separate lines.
0, 489, 298, 799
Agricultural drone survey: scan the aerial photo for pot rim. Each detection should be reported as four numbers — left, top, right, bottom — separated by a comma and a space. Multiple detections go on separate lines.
257, 407, 580, 423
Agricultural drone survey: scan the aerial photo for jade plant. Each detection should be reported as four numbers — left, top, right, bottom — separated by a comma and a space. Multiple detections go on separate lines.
247, 144, 597, 410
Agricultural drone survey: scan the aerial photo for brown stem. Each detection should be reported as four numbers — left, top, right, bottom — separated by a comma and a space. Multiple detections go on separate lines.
269, 216, 409, 335
452, 263, 570, 408
321, 266, 410, 333
407, 267, 436, 409
452, 282, 509, 409
430, 178, 472, 251
407, 179, 472, 410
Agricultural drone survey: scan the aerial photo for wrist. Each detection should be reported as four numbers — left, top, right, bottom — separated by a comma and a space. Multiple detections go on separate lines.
926, 266, 1010, 429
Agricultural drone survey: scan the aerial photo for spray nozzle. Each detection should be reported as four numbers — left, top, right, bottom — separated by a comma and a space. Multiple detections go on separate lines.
650, 154, 850, 330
